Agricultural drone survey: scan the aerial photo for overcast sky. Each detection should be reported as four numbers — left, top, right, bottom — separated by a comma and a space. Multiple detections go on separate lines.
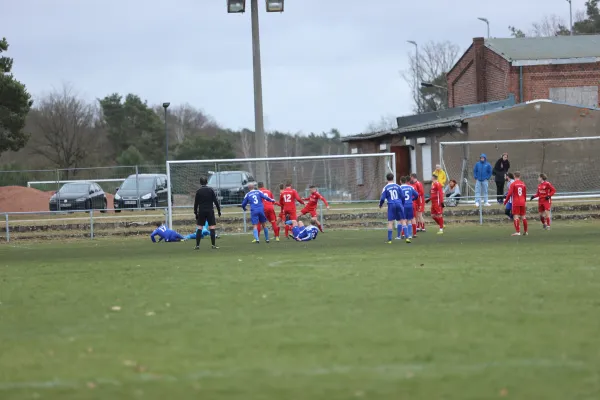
3, 0, 589, 135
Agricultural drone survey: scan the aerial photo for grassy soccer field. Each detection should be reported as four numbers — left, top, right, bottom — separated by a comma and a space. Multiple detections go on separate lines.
1, 222, 600, 400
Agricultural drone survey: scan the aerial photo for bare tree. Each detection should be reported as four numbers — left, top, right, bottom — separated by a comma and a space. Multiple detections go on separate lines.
510, 11, 586, 37
401, 41, 460, 113
365, 115, 397, 133
31, 85, 98, 175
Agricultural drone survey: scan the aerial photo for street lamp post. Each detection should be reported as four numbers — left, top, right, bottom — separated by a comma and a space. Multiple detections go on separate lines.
407, 40, 420, 113
421, 82, 448, 91
162, 102, 170, 162
477, 17, 490, 39
567, 0, 573, 35
228, 0, 284, 184
477, 17, 490, 38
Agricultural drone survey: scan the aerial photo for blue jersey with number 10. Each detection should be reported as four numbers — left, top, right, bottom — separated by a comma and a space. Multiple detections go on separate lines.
380, 183, 405, 221
241, 189, 274, 213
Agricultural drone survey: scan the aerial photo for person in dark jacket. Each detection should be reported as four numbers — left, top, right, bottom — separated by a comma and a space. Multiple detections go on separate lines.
493, 153, 510, 204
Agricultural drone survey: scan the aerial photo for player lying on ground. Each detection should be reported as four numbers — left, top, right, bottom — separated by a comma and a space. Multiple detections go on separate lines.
300, 185, 329, 232
279, 182, 305, 239
410, 173, 426, 232
241, 183, 276, 244
285, 220, 319, 242
379, 172, 406, 244
531, 173, 556, 230
399, 176, 420, 242
150, 222, 213, 243
504, 171, 528, 236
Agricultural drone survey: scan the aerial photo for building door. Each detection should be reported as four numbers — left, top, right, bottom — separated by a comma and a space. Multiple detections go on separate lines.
391, 146, 410, 182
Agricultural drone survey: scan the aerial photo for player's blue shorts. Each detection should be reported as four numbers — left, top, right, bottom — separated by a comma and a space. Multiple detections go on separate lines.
506, 202, 512, 211
291, 226, 301, 238
403, 206, 414, 220
250, 211, 267, 225
387, 203, 404, 221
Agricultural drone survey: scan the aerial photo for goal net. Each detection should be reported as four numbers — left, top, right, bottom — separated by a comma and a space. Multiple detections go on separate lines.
440, 137, 600, 202
166, 153, 395, 228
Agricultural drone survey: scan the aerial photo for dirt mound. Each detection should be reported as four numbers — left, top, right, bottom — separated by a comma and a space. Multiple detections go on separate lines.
0, 186, 115, 213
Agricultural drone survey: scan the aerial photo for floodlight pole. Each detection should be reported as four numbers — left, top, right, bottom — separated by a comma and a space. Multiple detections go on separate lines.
567, 0, 573, 35
478, 17, 490, 38
251, 0, 267, 183
163, 102, 170, 162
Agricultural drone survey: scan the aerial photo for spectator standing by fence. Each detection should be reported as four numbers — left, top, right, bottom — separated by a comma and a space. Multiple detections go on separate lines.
493, 153, 510, 204
473, 154, 492, 207
434, 164, 447, 188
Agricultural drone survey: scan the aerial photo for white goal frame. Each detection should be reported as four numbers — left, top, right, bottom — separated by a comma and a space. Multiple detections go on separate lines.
165, 153, 396, 229
440, 136, 600, 201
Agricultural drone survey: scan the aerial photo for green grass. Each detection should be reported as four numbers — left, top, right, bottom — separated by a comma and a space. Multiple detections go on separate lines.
1, 223, 600, 399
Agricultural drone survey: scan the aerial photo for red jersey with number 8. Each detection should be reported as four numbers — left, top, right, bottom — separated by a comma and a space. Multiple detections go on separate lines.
506, 180, 527, 207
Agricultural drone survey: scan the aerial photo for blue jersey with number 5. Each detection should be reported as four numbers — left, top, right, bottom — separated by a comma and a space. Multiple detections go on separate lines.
399, 184, 419, 209
242, 189, 274, 213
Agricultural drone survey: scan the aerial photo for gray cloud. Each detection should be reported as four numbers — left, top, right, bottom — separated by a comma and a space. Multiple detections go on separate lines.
3, 0, 588, 135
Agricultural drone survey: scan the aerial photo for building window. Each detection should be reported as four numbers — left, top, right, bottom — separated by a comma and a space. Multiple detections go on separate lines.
355, 158, 364, 186
410, 147, 417, 175
421, 144, 432, 179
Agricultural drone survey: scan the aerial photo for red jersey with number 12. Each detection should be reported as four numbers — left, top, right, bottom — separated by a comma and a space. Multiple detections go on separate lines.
506, 180, 527, 206
279, 188, 304, 211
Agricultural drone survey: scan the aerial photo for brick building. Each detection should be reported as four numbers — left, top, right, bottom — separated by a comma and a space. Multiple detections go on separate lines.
447, 35, 600, 108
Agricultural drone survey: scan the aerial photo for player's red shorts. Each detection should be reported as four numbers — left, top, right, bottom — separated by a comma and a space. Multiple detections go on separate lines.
282, 209, 297, 221
431, 205, 443, 215
414, 201, 424, 213
264, 208, 277, 222
300, 206, 317, 217
512, 205, 526, 216
538, 202, 551, 213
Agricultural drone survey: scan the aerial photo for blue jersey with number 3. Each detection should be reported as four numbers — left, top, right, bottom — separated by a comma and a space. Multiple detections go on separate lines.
241, 190, 274, 213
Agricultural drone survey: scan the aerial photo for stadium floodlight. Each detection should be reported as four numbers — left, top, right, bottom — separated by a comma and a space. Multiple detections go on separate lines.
266, 0, 284, 12
227, 0, 246, 13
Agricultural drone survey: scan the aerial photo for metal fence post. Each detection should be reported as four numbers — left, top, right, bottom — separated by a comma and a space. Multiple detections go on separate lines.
135, 165, 140, 209
479, 203, 483, 225
90, 210, 94, 239
243, 209, 247, 233
319, 201, 323, 228
5, 214, 9, 243
56, 169, 61, 212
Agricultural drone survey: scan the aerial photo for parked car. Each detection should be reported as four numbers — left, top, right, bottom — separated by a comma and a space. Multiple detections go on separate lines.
207, 171, 256, 204
113, 174, 169, 212
49, 182, 108, 212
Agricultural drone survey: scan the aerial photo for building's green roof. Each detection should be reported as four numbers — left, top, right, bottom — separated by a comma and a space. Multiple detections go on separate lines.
486, 35, 600, 62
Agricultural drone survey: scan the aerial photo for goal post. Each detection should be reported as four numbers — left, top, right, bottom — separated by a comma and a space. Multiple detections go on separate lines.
439, 136, 600, 203
166, 153, 396, 229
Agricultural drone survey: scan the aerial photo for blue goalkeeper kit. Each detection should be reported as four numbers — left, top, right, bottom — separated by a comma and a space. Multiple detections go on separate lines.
242, 189, 275, 242
292, 225, 319, 241
184, 221, 210, 240
151, 225, 185, 242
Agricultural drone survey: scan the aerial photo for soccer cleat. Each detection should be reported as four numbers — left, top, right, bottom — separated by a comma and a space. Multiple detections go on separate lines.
523, 232, 529, 236
437, 230, 444, 235
511, 232, 521, 236
395, 236, 403, 240
194, 246, 200, 250
251, 239, 258, 243
266, 240, 270, 244
405, 238, 412, 244
212, 245, 219, 249
255, 241, 260, 244
484, 202, 491, 206
386, 240, 392, 244
545, 226, 551, 231
275, 237, 280, 242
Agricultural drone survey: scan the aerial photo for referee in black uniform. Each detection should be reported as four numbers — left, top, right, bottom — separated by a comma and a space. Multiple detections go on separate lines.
193, 175, 221, 250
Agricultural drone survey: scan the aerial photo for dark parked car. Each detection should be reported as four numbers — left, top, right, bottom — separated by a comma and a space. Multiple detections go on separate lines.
207, 171, 256, 204
113, 174, 169, 212
49, 182, 108, 212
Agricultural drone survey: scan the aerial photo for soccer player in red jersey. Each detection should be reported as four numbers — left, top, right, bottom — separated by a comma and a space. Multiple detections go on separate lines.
279, 182, 305, 238
300, 185, 329, 232
429, 173, 445, 235
256, 182, 281, 241
504, 171, 528, 236
530, 173, 556, 230
410, 173, 426, 234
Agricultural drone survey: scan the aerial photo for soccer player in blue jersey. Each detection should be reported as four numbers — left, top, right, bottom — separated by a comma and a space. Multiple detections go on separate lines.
287, 220, 319, 242
379, 172, 406, 244
182, 221, 211, 241
399, 176, 420, 243
241, 183, 276, 244
150, 224, 185, 243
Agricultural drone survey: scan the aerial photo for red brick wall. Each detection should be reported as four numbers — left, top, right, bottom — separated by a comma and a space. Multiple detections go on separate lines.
447, 38, 600, 107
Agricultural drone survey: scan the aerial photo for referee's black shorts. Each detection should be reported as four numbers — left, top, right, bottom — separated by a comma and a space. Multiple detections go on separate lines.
196, 210, 216, 227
